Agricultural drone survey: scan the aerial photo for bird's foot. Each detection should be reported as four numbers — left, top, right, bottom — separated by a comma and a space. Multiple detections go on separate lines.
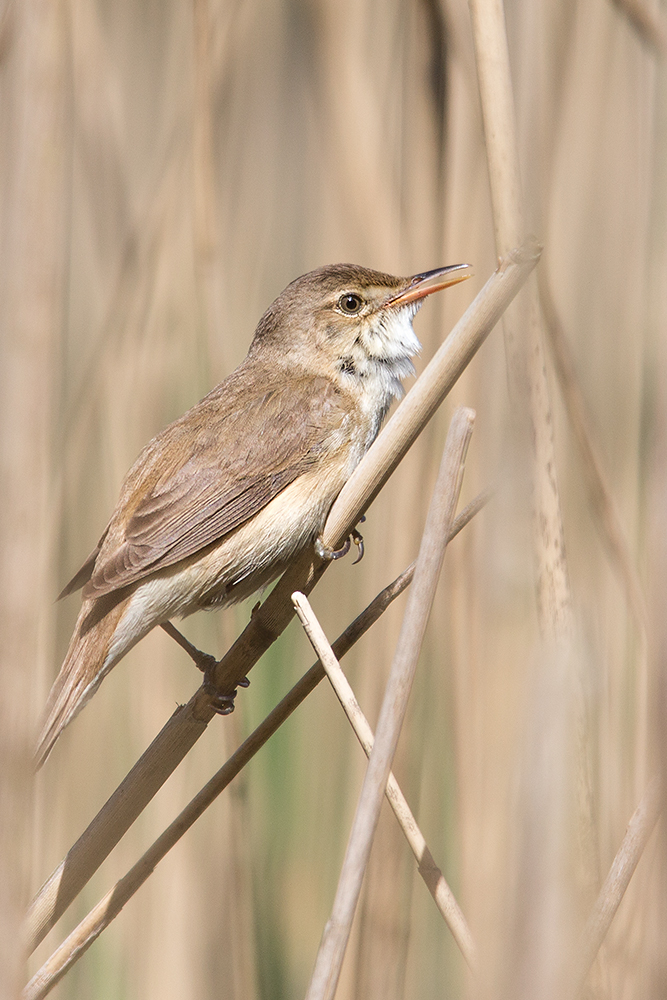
315, 535, 350, 561
203, 667, 250, 715
351, 528, 364, 564
315, 526, 364, 564
160, 622, 251, 714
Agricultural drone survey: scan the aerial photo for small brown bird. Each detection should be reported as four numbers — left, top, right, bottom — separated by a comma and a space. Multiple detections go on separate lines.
37, 262, 469, 765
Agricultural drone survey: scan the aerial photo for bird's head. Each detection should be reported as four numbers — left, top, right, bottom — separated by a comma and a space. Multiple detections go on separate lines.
249, 262, 471, 399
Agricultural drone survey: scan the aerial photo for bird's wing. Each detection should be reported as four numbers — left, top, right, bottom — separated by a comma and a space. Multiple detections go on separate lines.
80, 372, 347, 599
58, 530, 108, 600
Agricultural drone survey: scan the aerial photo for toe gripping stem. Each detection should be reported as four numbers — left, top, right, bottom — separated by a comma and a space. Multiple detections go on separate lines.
160, 620, 250, 716
203, 667, 250, 716
315, 526, 364, 565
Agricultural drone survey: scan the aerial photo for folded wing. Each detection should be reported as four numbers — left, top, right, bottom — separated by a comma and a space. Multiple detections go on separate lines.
66, 368, 347, 599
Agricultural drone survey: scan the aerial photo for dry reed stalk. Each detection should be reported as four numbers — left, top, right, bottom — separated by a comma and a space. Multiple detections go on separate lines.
192, 0, 226, 366
539, 271, 650, 790
468, 0, 603, 989
291, 591, 477, 970
57, 0, 197, 470
304, 407, 474, 1000
539, 273, 648, 639
27, 242, 537, 952
0, 1, 69, 995
611, 0, 667, 55
569, 775, 662, 996
468, 0, 572, 641
24, 490, 489, 999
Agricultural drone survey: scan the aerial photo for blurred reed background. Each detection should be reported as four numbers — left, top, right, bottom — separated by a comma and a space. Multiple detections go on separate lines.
1, 0, 666, 996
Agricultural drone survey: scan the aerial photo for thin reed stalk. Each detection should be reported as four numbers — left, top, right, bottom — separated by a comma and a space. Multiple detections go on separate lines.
27, 243, 537, 953
292, 591, 476, 970
468, 3, 600, 990
539, 271, 649, 789
0, 1, 69, 995
569, 776, 662, 997
304, 407, 474, 1000
468, 0, 572, 641
539, 272, 648, 638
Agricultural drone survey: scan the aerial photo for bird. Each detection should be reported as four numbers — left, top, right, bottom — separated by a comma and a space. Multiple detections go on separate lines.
36, 261, 469, 765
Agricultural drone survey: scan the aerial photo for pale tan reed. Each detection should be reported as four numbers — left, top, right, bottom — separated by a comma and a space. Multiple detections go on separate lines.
304, 407, 474, 1000
0, 3, 69, 997
291, 591, 476, 969
569, 775, 662, 997
539, 272, 648, 639
468, 0, 572, 640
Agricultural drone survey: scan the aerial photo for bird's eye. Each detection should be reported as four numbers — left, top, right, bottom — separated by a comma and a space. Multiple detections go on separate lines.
338, 293, 363, 314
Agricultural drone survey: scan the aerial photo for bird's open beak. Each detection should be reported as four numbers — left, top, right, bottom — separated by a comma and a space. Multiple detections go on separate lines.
386, 263, 472, 308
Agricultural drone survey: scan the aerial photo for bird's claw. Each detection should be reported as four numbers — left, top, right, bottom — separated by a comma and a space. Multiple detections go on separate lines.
206, 685, 237, 715
315, 535, 350, 561
203, 668, 251, 714
315, 527, 365, 564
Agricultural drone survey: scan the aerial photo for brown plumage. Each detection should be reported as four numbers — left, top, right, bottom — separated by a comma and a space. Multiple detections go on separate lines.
37, 262, 469, 765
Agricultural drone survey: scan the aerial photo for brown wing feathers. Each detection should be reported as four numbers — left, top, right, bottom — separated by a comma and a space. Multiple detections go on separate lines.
57, 530, 107, 600
83, 464, 311, 598
63, 368, 347, 601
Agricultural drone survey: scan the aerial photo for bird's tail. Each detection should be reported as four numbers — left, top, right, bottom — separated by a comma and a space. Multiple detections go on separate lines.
35, 596, 129, 768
